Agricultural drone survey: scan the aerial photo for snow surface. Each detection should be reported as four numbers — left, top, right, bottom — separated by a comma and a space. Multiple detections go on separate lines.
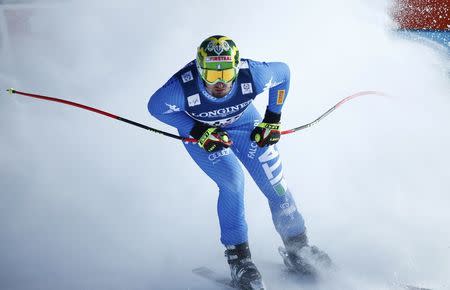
0, 0, 449, 289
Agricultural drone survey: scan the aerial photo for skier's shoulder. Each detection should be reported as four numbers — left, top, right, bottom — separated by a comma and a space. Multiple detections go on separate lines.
150, 61, 194, 104
244, 58, 290, 73
245, 58, 290, 88
160, 60, 196, 89
241, 58, 263, 71
171, 60, 197, 84
241, 58, 290, 93
239, 58, 266, 78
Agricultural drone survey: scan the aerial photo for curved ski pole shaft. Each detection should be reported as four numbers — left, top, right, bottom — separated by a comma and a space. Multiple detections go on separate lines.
6, 88, 384, 142
6, 88, 197, 143
281, 90, 386, 135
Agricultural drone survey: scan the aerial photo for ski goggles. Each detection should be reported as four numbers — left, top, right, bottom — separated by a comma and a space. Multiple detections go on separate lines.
198, 67, 238, 84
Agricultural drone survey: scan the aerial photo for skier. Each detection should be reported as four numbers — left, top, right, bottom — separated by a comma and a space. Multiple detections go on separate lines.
148, 35, 331, 289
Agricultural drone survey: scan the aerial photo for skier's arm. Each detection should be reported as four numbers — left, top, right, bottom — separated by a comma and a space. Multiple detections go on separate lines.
249, 60, 291, 114
248, 60, 290, 147
148, 78, 195, 136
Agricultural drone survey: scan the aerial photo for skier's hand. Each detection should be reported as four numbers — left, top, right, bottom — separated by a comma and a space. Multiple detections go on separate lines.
197, 127, 232, 152
251, 109, 281, 147
190, 123, 232, 152
251, 122, 281, 147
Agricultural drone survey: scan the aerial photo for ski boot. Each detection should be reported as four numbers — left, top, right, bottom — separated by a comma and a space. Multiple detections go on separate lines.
279, 232, 332, 277
225, 242, 266, 290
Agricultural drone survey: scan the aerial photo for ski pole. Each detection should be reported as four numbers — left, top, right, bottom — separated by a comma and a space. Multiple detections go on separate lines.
6, 88, 197, 143
6, 88, 384, 142
281, 90, 386, 135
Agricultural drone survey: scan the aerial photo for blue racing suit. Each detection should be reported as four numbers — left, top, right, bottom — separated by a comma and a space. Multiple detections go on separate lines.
148, 58, 306, 246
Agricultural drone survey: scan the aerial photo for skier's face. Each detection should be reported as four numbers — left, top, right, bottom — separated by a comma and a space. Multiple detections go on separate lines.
205, 81, 232, 98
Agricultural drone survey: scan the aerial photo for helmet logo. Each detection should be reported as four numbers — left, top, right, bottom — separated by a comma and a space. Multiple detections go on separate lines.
205, 55, 232, 63
206, 39, 231, 55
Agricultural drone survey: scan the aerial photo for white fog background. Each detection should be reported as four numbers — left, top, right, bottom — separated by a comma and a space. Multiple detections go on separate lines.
0, 0, 449, 289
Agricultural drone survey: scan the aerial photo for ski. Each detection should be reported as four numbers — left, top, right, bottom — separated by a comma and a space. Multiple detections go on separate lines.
278, 246, 434, 290
192, 267, 236, 289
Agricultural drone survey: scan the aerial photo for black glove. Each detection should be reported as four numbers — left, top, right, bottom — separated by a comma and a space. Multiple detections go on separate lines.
251, 109, 281, 147
190, 122, 232, 152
